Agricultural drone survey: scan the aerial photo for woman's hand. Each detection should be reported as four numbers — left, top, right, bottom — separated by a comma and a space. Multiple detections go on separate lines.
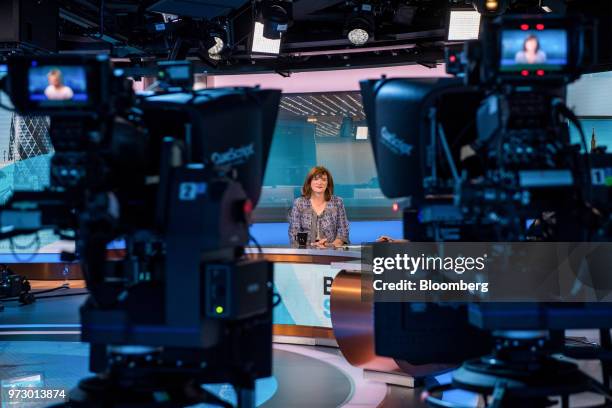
331, 239, 345, 248
376, 236, 409, 243
312, 238, 328, 248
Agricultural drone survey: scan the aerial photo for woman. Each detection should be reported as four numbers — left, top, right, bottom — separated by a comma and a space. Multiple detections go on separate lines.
44, 69, 74, 101
514, 34, 547, 65
288, 166, 349, 248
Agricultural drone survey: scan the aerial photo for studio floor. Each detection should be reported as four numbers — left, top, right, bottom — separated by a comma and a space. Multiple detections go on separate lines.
0, 284, 609, 407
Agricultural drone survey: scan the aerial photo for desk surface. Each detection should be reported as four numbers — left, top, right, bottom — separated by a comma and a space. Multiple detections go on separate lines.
246, 246, 361, 258
2, 246, 361, 264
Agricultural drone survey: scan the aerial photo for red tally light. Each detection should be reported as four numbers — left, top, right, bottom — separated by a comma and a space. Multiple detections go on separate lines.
520, 24, 529, 31
536, 69, 545, 76
449, 55, 457, 63
536, 24, 545, 30
521, 70, 529, 77
243, 199, 253, 216
392, 202, 400, 212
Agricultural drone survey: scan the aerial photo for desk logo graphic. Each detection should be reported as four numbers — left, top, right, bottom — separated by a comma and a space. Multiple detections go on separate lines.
380, 126, 413, 156
211, 143, 255, 166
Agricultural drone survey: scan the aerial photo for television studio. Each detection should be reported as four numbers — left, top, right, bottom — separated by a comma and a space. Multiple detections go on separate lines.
1, 0, 612, 407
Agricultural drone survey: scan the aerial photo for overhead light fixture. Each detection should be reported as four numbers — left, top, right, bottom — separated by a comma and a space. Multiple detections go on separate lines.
472, 0, 509, 16
486, 0, 499, 11
203, 21, 228, 60
345, 4, 374, 46
198, 20, 230, 63
448, 9, 481, 41
261, 2, 289, 40
541, 6, 552, 12
348, 26, 370, 46
355, 126, 368, 140
251, 21, 281, 54
206, 37, 224, 60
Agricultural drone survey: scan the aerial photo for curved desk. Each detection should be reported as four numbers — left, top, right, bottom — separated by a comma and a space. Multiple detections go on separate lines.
8, 246, 445, 384
8, 246, 361, 346
329, 262, 454, 385
245, 247, 360, 345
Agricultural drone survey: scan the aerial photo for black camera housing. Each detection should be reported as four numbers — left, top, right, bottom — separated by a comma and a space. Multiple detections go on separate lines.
479, 14, 596, 85
4, 54, 111, 115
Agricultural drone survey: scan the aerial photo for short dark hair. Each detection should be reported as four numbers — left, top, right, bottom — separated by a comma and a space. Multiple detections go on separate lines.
302, 166, 334, 201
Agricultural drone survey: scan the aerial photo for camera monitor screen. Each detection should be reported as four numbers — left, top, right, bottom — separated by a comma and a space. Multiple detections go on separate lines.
27, 64, 88, 106
500, 28, 568, 72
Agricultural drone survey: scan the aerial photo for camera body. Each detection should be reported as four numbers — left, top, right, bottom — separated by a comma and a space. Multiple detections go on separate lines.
364, 14, 608, 242
361, 14, 612, 368
478, 15, 593, 85
0, 56, 281, 400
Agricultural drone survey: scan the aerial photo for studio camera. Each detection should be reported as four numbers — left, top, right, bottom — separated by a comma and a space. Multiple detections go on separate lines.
363, 14, 608, 242
0, 55, 281, 407
362, 14, 612, 407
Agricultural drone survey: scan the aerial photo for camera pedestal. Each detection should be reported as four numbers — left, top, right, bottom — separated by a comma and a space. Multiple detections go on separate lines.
47, 346, 258, 408
52, 373, 255, 408
423, 336, 612, 408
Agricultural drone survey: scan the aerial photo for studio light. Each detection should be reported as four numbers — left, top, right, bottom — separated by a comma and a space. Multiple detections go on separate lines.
345, 4, 374, 46
202, 21, 229, 61
472, 0, 509, 16
355, 126, 368, 140
251, 21, 281, 54
206, 37, 224, 60
261, 3, 289, 40
448, 9, 481, 41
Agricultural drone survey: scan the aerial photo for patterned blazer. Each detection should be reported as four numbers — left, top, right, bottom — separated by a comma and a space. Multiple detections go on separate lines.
288, 195, 350, 245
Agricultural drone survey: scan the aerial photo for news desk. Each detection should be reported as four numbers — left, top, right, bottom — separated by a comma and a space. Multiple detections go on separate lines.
8, 246, 362, 345
10, 246, 436, 384
245, 246, 361, 345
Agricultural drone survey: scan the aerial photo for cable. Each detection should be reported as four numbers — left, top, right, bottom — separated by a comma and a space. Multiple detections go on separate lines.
9, 233, 41, 263
0, 285, 69, 301
2, 290, 88, 302
0, 281, 72, 302
249, 232, 263, 254
553, 99, 593, 203
27, 284, 71, 295
0, 78, 14, 112
97, 0, 105, 39
9, 233, 40, 250
0, 102, 14, 112
248, 232, 280, 308
29, 291, 88, 300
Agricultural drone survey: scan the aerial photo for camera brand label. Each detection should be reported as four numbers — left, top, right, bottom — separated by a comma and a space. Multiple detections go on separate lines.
179, 182, 207, 200
211, 143, 255, 166
380, 126, 413, 156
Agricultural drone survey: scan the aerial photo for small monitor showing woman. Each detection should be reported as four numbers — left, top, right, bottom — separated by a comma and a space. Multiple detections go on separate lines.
514, 34, 547, 65
288, 166, 350, 248
44, 69, 74, 101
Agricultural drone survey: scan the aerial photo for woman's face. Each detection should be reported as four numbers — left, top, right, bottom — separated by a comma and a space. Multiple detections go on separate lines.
310, 173, 328, 195
48, 74, 61, 87
525, 38, 538, 53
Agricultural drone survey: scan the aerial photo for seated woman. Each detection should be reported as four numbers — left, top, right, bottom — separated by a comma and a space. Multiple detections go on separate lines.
288, 166, 349, 248
514, 34, 547, 65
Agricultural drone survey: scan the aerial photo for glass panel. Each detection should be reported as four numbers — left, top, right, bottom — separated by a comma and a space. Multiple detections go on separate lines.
254, 91, 399, 222
569, 119, 612, 152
